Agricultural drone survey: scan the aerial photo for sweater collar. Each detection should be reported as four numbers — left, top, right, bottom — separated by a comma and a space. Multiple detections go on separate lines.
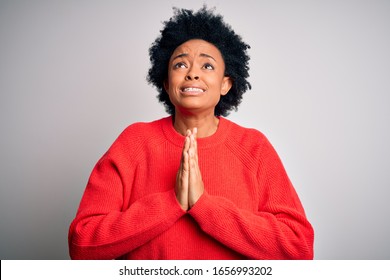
161, 115, 231, 149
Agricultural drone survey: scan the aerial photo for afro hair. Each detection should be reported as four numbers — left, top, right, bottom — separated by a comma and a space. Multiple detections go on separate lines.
147, 6, 251, 116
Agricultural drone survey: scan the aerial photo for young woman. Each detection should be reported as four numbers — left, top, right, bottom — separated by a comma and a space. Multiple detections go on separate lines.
68, 6, 314, 260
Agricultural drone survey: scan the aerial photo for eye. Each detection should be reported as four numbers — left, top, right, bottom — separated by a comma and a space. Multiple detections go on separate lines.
202, 63, 214, 70
173, 62, 187, 69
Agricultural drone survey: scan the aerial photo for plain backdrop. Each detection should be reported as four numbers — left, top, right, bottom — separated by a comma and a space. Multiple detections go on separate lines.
1, 0, 389, 259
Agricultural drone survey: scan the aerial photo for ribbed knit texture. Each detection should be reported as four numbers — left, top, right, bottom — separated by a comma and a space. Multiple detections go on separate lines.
68, 116, 314, 259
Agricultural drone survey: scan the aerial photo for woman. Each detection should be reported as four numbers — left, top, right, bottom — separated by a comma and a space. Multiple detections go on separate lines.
68, 6, 314, 260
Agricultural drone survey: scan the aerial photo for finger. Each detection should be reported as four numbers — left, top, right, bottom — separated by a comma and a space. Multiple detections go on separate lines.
188, 132, 202, 187
181, 135, 190, 165
176, 133, 192, 210
188, 153, 204, 208
176, 166, 188, 210
183, 138, 190, 172
193, 131, 198, 155
189, 133, 198, 164
188, 134, 195, 159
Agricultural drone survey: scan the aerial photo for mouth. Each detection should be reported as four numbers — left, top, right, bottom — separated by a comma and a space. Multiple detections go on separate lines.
180, 87, 206, 95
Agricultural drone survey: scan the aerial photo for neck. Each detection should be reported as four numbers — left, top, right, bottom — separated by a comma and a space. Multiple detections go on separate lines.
173, 111, 219, 138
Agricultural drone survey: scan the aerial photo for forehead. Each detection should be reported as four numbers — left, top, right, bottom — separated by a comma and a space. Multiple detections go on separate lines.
171, 39, 223, 60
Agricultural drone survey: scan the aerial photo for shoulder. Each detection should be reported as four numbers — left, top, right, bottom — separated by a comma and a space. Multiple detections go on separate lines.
222, 118, 269, 148
106, 116, 170, 155
222, 118, 278, 162
222, 118, 283, 169
122, 117, 168, 134
117, 117, 169, 142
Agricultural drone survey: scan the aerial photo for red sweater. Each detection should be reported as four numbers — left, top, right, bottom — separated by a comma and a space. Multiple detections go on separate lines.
68, 116, 314, 259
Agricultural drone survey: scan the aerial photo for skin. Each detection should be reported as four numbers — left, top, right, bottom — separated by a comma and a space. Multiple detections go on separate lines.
164, 39, 232, 210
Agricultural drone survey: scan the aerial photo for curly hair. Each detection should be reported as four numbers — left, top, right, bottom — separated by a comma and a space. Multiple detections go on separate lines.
147, 6, 251, 116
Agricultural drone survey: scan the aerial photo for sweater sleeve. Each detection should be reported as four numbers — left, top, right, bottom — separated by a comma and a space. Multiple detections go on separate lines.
68, 134, 185, 260
188, 136, 314, 260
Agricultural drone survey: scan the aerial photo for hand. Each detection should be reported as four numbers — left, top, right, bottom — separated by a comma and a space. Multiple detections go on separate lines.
175, 128, 204, 211
187, 128, 204, 208
175, 130, 190, 211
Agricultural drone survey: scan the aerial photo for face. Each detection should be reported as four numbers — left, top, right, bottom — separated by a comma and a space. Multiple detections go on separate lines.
164, 39, 232, 115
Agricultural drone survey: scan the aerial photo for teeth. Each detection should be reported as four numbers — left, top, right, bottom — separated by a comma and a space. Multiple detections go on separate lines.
183, 87, 204, 92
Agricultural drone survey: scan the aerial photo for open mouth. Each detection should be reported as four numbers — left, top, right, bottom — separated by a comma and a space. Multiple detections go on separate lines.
180, 87, 206, 94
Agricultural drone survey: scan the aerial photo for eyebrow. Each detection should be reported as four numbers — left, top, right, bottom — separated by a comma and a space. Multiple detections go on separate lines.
172, 53, 216, 62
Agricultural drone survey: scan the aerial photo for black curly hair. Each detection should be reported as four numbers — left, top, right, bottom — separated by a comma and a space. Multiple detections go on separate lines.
147, 6, 251, 117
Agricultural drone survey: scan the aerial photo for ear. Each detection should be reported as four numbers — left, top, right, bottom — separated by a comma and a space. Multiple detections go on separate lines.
163, 80, 169, 93
221, 76, 233, 96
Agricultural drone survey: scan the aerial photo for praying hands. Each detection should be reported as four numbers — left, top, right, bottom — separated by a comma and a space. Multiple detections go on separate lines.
175, 128, 205, 211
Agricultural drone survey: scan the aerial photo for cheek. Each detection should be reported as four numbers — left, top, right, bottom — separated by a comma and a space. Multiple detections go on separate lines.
167, 72, 182, 89
207, 76, 225, 91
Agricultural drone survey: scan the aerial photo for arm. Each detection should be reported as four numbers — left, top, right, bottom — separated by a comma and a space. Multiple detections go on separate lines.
68, 142, 185, 260
188, 191, 313, 259
185, 133, 314, 259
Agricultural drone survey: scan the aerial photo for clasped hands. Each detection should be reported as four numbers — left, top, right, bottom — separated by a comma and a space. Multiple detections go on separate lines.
175, 128, 204, 211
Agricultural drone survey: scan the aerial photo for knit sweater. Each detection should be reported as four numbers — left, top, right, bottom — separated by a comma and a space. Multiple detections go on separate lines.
68, 116, 314, 260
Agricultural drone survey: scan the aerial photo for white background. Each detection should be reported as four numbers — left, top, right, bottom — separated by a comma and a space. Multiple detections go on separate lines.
0, 0, 389, 259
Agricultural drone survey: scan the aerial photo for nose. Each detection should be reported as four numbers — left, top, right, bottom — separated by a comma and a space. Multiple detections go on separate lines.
185, 74, 199, 81
185, 66, 200, 81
